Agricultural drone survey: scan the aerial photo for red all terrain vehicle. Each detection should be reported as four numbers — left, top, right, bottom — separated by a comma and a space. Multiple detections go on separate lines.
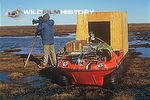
55, 12, 128, 89
56, 33, 127, 89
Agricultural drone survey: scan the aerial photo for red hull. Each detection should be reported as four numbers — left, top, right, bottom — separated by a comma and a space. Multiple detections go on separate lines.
59, 68, 114, 86
57, 51, 123, 86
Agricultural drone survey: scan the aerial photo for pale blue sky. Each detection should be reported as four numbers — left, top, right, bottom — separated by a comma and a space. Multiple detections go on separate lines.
0, 0, 149, 26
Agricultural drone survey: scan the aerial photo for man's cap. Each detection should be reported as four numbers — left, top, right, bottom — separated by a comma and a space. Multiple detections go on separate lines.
43, 13, 50, 21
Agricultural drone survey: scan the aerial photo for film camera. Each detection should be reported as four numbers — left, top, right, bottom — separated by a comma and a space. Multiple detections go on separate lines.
32, 16, 43, 24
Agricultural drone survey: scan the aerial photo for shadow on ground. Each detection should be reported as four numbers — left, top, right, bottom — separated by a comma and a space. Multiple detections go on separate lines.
17, 54, 43, 65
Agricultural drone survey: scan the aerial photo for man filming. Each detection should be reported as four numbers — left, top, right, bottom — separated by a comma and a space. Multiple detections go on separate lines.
35, 13, 57, 68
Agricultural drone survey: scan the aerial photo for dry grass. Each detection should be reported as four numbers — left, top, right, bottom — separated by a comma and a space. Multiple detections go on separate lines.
0, 53, 42, 75
9, 72, 24, 80
50, 93, 73, 99
128, 23, 150, 32
0, 83, 9, 90
10, 87, 27, 95
123, 56, 150, 87
113, 91, 134, 100
0, 25, 76, 36
0, 24, 150, 36
0, 52, 149, 99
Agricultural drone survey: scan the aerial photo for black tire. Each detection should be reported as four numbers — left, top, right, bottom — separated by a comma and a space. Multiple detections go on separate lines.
104, 58, 127, 89
119, 58, 127, 75
119, 62, 124, 77
57, 75, 70, 86
104, 69, 121, 90
122, 58, 127, 74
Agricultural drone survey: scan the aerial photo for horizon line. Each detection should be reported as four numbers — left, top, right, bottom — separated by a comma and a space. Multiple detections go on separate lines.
1, 22, 150, 27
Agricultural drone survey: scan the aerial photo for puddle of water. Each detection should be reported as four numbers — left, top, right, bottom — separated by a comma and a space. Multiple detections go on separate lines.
134, 47, 150, 58
129, 40, 150, 45
128, 85, 150, 99
0, 72, 51, 87
0, 72, 9, 82
0, 34, 75, 54
29, 81, 47, 87
23, 75, 51, 87
129, 34, 150, 58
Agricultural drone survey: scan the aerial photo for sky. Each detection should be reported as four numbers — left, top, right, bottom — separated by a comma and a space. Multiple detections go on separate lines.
0, 0, 149, 26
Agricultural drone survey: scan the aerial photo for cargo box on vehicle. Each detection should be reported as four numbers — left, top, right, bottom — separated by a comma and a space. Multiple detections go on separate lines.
76, 12, 128, 56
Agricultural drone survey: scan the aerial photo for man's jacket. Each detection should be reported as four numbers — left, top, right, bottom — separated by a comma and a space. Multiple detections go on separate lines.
37, 20, 54, 45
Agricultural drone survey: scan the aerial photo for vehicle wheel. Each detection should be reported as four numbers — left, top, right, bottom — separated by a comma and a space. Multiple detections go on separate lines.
57, 75, 70, 86
122, 58, 127, 74
104, 69, 120, 90
119, 62, 124, 77
110, 70, 120, 89
119, 58, 127, 75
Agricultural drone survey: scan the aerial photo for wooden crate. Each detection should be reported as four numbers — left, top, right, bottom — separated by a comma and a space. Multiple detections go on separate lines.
65, 40, 87, 52
76, 12, 128, 56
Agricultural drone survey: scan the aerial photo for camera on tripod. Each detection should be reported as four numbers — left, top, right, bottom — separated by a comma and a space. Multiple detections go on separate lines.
32, 16, 43, 24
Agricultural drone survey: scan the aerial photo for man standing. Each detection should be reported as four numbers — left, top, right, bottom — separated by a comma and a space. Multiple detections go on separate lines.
36, 13, 57, 68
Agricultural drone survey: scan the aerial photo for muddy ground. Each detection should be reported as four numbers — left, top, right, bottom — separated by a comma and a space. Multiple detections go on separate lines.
0, 31, 150, 99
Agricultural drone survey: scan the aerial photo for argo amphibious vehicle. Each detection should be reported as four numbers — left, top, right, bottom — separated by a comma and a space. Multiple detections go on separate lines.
55, 12, 128, 88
